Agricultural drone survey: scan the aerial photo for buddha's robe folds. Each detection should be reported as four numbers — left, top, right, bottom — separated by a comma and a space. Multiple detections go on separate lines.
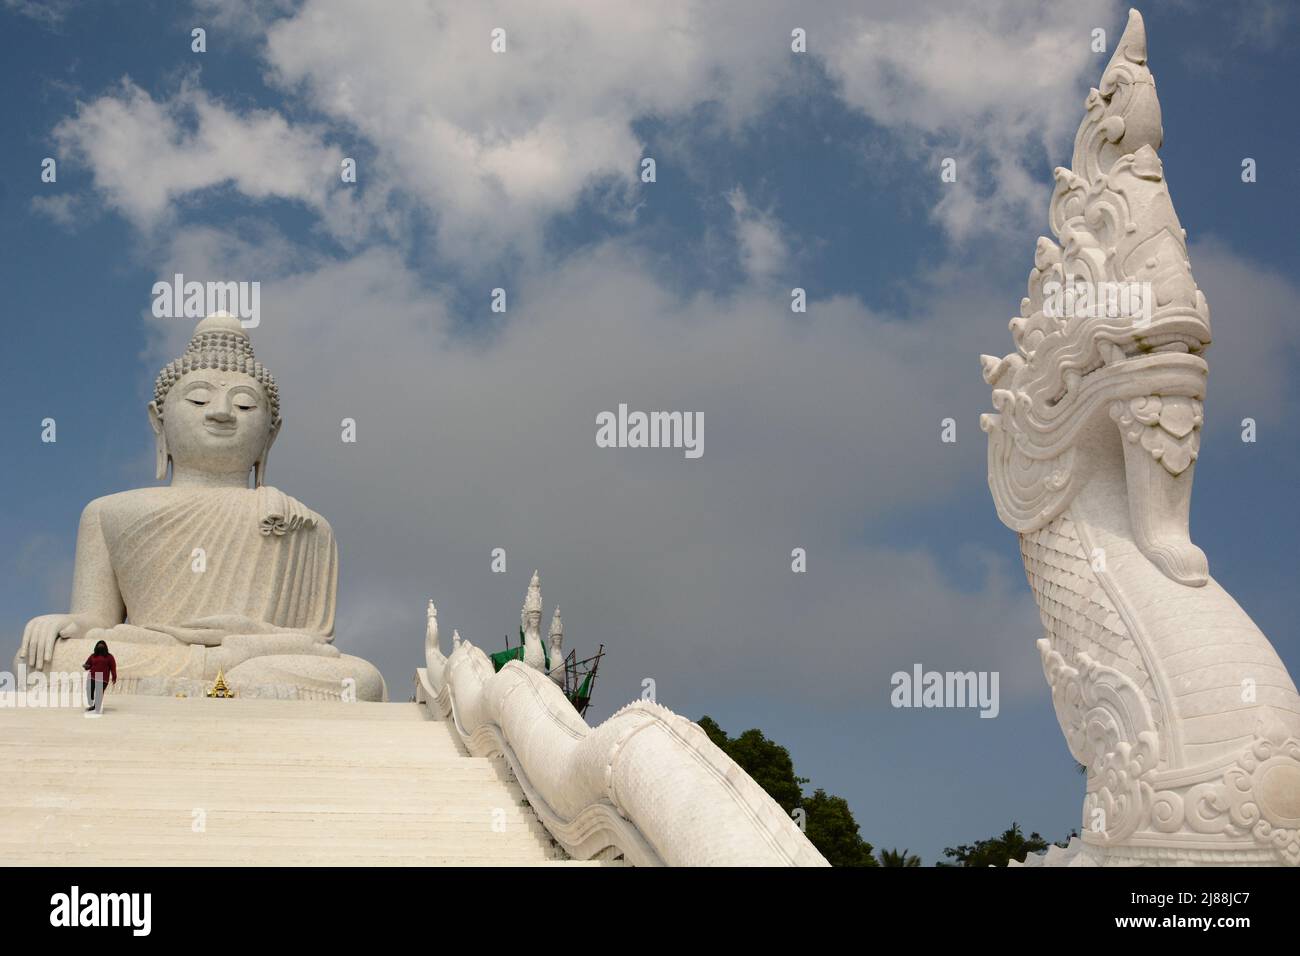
43, 486, 386, 701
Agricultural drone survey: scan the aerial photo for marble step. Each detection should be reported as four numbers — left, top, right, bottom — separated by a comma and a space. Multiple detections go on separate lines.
7, 829, 560, 851
0, 850, 608, 866
4, 717, 459, 735
4, 787, 540, 805
4, 808, 549, 827
0, 695, 434, 720
1, 732, 469, 758
3, 748, 478, 765
0, 694, 584, 865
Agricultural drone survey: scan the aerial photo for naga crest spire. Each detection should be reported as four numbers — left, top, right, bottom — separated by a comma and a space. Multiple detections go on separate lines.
981, 7, 1211, 586
522, 570, 543, 621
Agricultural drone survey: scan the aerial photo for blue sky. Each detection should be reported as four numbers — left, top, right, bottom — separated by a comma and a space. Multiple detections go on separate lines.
2, 0, 1297, 864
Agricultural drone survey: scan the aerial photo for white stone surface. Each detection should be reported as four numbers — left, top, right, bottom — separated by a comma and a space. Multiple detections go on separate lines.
15, 314, 385, 702
422, 583, 829, 866
0, 693, 611, 865
982, 9, 1300, 866
1011, 837, 1104, 868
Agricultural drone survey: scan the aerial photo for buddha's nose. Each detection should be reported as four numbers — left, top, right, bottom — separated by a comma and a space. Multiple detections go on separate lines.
206, 408, 236, 424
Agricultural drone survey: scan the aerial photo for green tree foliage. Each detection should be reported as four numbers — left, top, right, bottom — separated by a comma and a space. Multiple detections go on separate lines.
803, 789, 878, 867
697, 715, 878, 867
697, 716, 806, 811
937, 821, 1076, 867
878, 847, 922, 867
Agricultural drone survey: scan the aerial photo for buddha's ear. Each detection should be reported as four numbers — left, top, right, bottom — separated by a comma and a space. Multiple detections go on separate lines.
255, 418, 282, 488
147, 401, 169, 481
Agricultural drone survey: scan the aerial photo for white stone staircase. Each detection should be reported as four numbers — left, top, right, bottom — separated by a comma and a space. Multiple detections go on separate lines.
0, 692, 602, 865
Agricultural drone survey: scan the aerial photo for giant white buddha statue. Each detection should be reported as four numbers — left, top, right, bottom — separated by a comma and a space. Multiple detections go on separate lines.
16, 314, 386, 701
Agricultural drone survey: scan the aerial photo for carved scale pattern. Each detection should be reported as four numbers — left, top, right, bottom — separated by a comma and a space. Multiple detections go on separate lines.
1019, 515, 1162, 745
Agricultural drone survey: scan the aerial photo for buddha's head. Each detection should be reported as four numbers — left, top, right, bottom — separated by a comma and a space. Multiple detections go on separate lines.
148, 314, 282, 485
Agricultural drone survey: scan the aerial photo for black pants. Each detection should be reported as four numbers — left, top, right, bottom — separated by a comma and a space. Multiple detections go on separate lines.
86, 675, 106, 710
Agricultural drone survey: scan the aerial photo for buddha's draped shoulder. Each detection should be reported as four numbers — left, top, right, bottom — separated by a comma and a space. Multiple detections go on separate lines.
93, 486, 337, 636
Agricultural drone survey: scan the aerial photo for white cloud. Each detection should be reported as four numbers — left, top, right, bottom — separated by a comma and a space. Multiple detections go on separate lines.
29, 192, 85, 228
3, 0, 75, 27
251, 0, 1127, 251
726, 186, 788, 282
51, 78, 349, 233
57, 0, 1130, 257
1187, 237, 1300, 433
253, 0, 805, 266
817, 0, 1122, 238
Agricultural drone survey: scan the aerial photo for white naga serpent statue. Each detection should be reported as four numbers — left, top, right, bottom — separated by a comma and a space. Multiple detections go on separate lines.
982, 9, 1300, 866
419, 579, 827, 867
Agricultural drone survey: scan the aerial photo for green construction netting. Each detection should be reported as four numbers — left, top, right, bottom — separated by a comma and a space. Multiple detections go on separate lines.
489, 645, 524, 672
574, 671, 592, 701
490, 631, 551, 673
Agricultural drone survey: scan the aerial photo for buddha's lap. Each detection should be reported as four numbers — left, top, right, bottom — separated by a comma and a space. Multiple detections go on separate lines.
226, 654, 387, 702
37, 633, 384, 700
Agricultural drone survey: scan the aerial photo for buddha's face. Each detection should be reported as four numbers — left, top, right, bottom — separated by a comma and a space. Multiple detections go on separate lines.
160, 370, 275, 477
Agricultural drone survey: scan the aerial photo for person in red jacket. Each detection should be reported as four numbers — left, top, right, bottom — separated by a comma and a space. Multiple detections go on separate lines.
83, 640, 116, 713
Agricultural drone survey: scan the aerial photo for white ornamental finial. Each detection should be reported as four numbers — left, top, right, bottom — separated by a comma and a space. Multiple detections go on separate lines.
547, 606, 565, 685
451, 628, 462, 651
521, 570, 546, 670
526, 570, 542, 611
423, 599, 444, 674
521, 569, 542, 627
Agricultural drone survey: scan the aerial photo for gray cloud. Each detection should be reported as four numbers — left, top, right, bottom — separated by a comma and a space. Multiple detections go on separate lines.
134, 222, 1298, 714
1187, 236, 1300, 434
137, 232, 1045, 712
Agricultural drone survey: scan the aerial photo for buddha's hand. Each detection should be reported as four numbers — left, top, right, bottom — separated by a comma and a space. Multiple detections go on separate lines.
20, 614, 95, 669
156, 615, 288, 646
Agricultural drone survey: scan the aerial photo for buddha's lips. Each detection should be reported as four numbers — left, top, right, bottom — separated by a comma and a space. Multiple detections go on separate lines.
203, 422, 237, 435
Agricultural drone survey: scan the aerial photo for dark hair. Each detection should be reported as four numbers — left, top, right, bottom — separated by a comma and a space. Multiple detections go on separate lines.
93, 640, 109, 656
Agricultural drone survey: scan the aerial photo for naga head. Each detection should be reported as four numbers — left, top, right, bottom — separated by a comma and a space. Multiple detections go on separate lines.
981, 9, 1211, 586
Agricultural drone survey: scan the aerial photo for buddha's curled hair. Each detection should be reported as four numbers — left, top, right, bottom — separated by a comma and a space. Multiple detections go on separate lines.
153, 314, 280, 423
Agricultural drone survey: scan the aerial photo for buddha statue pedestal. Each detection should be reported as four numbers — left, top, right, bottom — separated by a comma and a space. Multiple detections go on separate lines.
17, 314, 386, 703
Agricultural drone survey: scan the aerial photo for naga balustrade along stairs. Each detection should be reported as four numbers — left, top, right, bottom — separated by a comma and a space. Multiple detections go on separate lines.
0, 692, 607, 865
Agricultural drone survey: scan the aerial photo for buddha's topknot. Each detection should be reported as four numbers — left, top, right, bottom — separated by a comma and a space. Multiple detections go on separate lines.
153, 313, 280, 423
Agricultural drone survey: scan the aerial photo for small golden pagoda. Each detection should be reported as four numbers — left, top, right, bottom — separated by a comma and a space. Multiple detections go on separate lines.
206, 670, 237, 699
